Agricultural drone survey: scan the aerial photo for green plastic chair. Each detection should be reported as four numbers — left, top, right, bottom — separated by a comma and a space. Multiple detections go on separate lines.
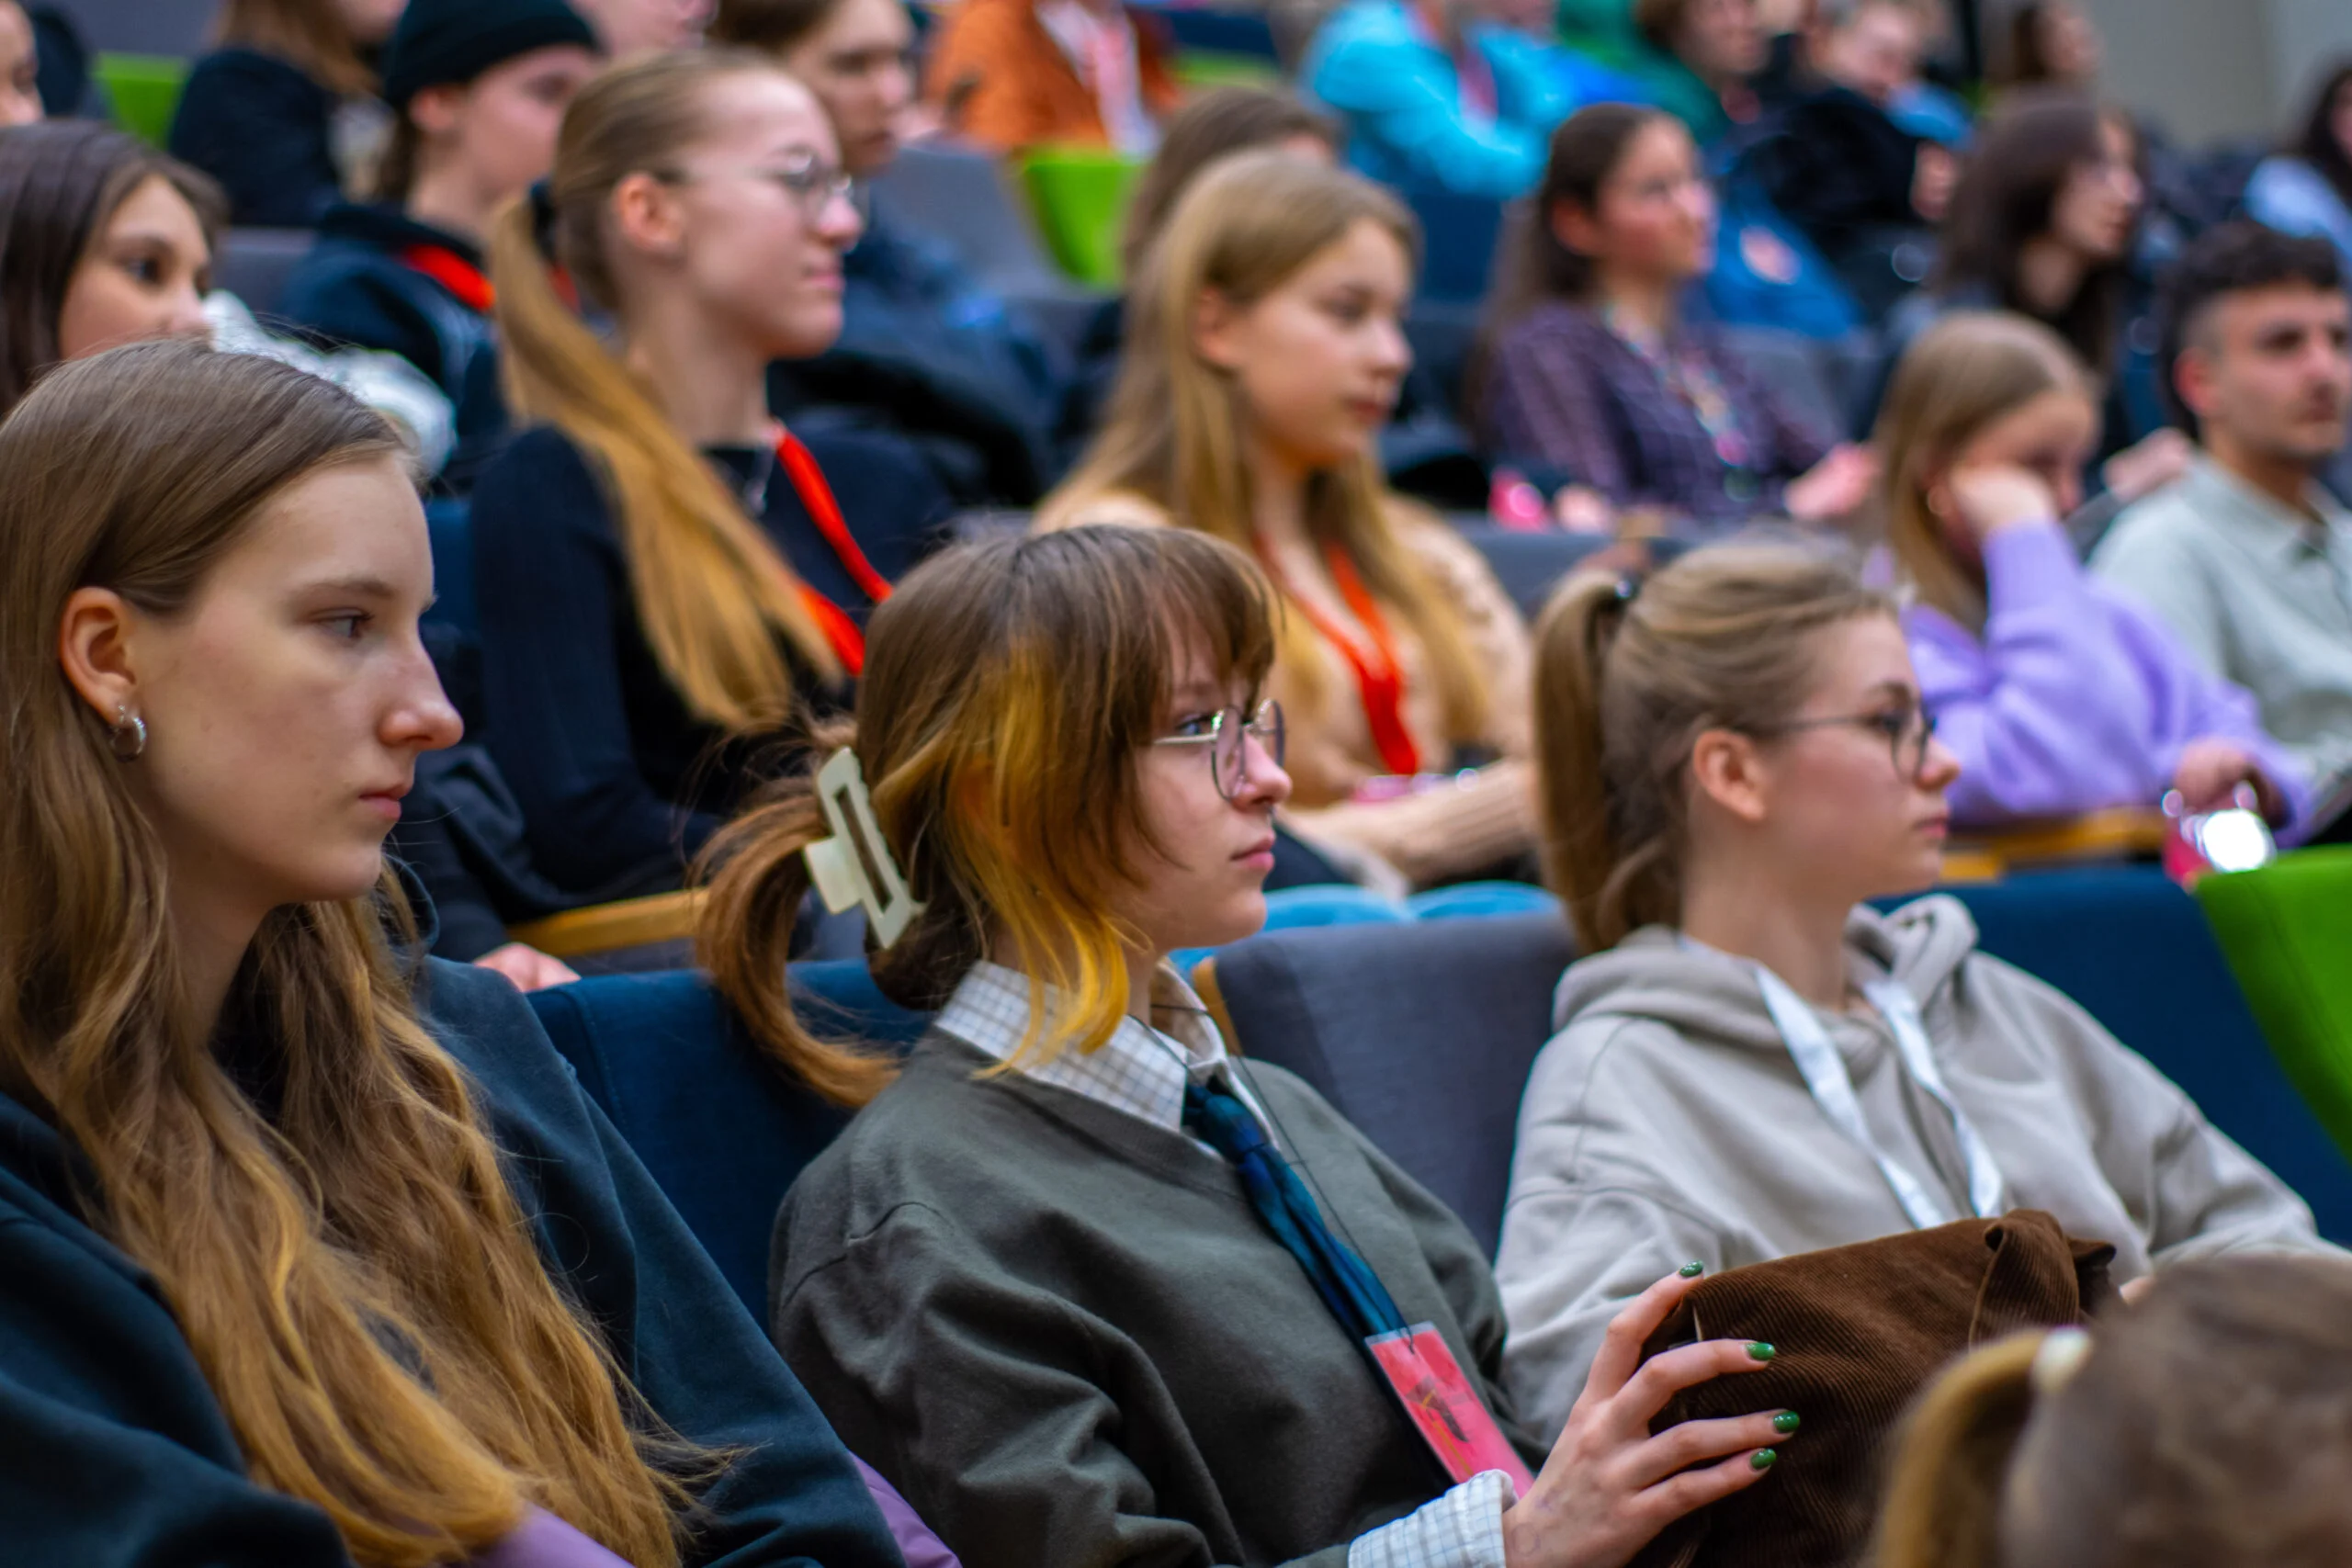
1171, 51, 1282, 89
1019, 147, 1144, 288
96, 53, 191, 150
2195, 846, 2352, 1165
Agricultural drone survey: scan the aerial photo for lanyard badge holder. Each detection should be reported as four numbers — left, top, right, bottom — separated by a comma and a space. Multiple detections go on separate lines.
801, 749, 925, 947
2161, 784, 2276, 889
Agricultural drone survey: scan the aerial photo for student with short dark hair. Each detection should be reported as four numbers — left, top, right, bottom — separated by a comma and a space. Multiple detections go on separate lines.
168, 0, 404, 227
472, 50, 953, 899
2093, 222, 2352, 834
280, 0, 602, 489
707, 522, 1793, 1568
0, 338, 903, 1567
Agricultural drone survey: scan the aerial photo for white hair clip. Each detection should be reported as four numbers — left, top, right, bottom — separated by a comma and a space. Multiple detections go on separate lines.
2029, 1325, 2091, 1397
801, 749, 925, 949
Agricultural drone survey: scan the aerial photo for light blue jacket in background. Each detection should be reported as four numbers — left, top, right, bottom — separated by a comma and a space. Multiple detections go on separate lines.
2245, 157, 2352, 275
1305, 0, 1577, 199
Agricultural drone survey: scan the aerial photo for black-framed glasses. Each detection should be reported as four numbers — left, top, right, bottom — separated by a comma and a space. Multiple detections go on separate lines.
1152, 701, 1286, 801
1754, 704, 1939, 780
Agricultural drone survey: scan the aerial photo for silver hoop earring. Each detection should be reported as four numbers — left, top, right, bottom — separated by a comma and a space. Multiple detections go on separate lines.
110, 705, 147, 761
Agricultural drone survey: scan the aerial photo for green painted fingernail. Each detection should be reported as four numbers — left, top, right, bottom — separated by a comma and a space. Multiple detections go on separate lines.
1679, 1261, 1704, 1278
1751, 1448, 1779, 1471
1747, 1342, 1777, 1361
1773, 1412, 1801, 1435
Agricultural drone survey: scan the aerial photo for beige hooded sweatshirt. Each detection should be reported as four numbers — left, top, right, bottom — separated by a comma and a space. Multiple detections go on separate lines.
1494, 895, 2333, 1441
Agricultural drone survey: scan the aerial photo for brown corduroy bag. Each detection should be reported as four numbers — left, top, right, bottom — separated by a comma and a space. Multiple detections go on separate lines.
1629, 1210, 2118, 1568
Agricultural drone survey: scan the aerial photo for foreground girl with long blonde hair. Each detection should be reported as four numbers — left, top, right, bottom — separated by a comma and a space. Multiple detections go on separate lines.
1041, 151, 1535, 891
0, 341, 899, 1566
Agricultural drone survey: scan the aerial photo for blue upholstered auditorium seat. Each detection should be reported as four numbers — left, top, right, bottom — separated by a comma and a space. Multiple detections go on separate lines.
528, 868, 2352, 1320
527, 961, 933, 1318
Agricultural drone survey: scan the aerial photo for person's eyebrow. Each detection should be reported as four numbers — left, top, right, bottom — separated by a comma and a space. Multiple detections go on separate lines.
1861, 679, 1917, 703
299, 573, 401, 600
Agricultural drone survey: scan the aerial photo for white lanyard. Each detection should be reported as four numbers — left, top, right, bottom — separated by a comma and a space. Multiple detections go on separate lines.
1685, 939, 2006, 1229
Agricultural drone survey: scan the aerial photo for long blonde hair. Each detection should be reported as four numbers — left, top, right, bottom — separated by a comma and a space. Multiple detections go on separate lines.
1048, 151, 1488, 744
1533, 545, 1894, 951
1874, 310, 2088, 634
217, 0, 379, 97
0, 343, 695, 1568
490, 50, 838, 734
699, 525, 1279, 1095
1873, 1256, 2352, 1568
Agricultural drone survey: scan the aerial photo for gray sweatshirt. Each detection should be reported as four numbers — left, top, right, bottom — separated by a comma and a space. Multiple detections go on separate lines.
1494, 896, 2331, 1440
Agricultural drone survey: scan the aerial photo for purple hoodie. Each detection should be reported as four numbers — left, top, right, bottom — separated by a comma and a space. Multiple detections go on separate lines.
1903, 522, 2311, 836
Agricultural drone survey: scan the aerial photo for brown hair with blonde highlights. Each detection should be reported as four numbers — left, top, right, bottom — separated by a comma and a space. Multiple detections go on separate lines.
1872, 1255, 2352, 1568
1533, 544, 1894, 951
489, 49, 838, 734
0, 342, 697, 1568
1046, 151, 1490, 745
699, 525, 1278, 1095
1872, 310, 2087, 633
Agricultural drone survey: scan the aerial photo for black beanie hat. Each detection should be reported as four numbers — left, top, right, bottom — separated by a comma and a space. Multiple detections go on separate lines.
380, 0, 601, 109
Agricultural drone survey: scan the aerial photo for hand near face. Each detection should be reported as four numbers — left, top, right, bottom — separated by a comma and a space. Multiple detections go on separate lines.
1499, 1269, 1784, 1568
1932, 462, 2057, 542
473, 942, 582, 993
2098, 427, 2193, 505
1911, 144, 1959, 224
1784, 443, 1879, 525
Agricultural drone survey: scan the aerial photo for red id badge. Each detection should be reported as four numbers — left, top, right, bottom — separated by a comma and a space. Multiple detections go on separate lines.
1366, 1324, 1535, 1495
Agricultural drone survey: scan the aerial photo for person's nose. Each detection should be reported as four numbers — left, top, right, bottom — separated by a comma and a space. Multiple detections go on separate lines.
164, 280, 210, 342
818, 185, 865, 251
1235, 732, 1293, 810
384, 642, 464, 754
1369, 313, 1411, 380
1917, 732, 1962, 792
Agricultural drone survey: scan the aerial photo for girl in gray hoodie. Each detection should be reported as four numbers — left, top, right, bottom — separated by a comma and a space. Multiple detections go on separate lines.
1494, 542, 2332, 1441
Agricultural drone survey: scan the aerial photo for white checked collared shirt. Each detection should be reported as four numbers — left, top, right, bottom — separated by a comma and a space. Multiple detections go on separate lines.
933, 961, 1515, 1568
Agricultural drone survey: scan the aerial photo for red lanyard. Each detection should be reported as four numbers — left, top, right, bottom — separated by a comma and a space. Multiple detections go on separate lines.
1263, 541, 1422, 778
400, 243, 493, 314
763, 424, 893, 677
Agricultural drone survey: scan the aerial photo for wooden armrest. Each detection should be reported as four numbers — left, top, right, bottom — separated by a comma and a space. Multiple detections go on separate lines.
1190, 954, 1240, 1055
1935, 849, 2006, 886
507, 889, 707, 960
1946, 807, 2169, 870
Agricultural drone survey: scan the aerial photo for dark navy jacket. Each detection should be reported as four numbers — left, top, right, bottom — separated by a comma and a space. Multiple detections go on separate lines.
469, 424, 953, 897
281, 204, 508, 487
769, 201, 1061, 506
0, 958, 905, 1568
168, 49, 348, 228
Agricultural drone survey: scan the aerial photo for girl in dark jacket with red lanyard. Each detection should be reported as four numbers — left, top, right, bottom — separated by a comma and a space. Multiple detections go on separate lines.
470, 49, 953, 899
280, 0, 601, 488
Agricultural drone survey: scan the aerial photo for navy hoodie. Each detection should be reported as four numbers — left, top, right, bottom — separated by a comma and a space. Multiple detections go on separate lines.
0, 957, 905, 1568
169, 49, 350, 228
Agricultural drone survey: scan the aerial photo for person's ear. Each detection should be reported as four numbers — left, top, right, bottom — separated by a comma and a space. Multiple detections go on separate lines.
406, 81, 469, 140
610, 169, 688, 263
1547, 197, 1603, 261
56, 587, 143, 729
2173, 342, 2222, 425
1191, 287, 1249, 373
1688, 726, 1773, 826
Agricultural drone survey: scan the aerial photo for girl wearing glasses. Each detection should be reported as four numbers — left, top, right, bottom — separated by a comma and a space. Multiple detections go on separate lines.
1877, 310, 2305, 834
1041, 152, 1537, 894
709, 523, 1794, 1568
470, 50, 954, 902
1491, 540, 2326, 1440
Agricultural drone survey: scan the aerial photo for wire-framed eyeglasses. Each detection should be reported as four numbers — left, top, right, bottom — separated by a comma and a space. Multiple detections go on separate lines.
1152, 701, 1287, 801
1753, 704, 1939, 780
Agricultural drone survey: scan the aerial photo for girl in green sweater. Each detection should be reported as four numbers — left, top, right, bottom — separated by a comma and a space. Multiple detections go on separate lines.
698, 524, 1792, 1568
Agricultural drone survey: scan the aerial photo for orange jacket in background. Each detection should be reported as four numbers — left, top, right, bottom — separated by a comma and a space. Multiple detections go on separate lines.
923, 0, 1182, 153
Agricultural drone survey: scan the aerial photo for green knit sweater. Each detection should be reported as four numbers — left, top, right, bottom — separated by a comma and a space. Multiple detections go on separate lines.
772, 1032, 1545, 1568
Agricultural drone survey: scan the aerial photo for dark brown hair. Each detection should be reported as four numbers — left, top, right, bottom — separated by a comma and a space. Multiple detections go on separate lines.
2290, 61, 2352, 212
0, 120, 224, 417
216, 0, 379, 97
1933, 88, 2133, 375
707, 0, 849, 54
2155, 219, 2344, 431
1118, 85, 1341, 277
1874, 1254, 2352, 1568
699, 525, 1279, 1092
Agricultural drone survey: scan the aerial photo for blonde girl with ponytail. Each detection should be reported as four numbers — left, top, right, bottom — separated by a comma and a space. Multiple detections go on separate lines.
1874, 1254, 2352, 1568
471, 48, 954, 899
1492, 543, 2328, 1442
0, 340, 901, 1566
1040, 150, 1538, 894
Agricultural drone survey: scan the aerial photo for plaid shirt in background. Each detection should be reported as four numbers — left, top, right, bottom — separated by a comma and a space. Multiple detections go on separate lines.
1477, 301, 1837, 536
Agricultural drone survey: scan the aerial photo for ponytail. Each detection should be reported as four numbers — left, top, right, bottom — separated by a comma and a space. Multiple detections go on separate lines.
489, 52, 840, 736
1871, 1333, 2046, 1568
1530, 545, 1895, 953
694, 721, 899, 1108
